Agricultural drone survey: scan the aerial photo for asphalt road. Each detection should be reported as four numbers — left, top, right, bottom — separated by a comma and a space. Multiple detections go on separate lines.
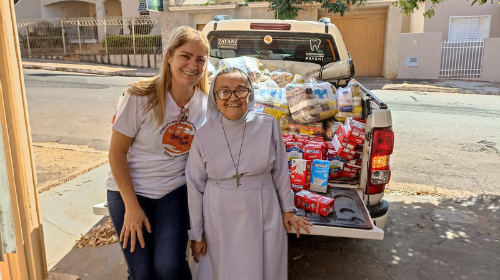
24, 69, 500, 196
24, 69, 139, 150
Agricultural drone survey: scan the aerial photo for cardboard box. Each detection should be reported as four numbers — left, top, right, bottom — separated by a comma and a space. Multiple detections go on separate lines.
310, 159, 330, 193
343, 118, 366, 144
290, 159, 312, 192
286, 142, 303, 170
294, 190, 335, 217
342, 166, 358, 178
345, 159, 362, 170
328, 149, 345, 179
304, 143, 322, 161
331, 135, 356, 160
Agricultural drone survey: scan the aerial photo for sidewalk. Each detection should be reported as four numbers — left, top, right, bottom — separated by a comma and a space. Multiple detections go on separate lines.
22, 58, 500, 95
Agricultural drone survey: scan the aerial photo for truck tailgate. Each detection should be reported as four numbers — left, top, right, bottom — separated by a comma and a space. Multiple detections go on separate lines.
293, 187, 384, 240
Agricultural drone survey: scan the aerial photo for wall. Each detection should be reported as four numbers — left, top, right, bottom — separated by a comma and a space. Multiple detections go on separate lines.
423, 0, 500, 39
191, 13, 212, 29
481, 38, 500, 82
14, 0, 43, 19
104, 0, 122, 17
296, 4, 318, 22
383, 4, 403, 78
397, 32, 442, 79
43, 1, 96, 18
408, 2, 425, 33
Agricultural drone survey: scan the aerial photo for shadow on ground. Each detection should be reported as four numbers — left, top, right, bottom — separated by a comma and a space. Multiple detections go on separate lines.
288, 194, 499, 280
48, 194, 499, 280
48, 217, 128, 279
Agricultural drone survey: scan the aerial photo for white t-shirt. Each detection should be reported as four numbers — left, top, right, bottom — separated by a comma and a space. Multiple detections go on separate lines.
106, 87, 208, 199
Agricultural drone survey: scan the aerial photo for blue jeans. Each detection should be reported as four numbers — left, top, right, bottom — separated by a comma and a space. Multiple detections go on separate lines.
107, 186, 192, 280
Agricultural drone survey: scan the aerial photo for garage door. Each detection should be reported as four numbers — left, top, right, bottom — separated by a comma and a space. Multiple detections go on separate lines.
324, 11, 386, 76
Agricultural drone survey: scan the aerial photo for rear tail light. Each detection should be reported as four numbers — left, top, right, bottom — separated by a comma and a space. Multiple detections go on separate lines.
250, 23, 291, 30
368, 127, 394, 194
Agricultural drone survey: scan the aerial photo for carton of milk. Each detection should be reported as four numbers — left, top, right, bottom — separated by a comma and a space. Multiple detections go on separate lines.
310, 159, 330, 193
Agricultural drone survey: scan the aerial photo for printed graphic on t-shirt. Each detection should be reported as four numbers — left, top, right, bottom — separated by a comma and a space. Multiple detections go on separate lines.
160, 119, 196, 157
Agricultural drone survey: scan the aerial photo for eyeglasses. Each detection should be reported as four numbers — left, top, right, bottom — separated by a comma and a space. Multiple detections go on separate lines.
215, 88, 250, 100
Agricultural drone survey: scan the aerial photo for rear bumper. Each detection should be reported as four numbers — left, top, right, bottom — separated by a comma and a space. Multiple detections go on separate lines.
368, 200, 389, 229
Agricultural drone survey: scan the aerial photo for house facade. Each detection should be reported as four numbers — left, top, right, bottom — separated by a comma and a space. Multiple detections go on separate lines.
398, 0, 500, 82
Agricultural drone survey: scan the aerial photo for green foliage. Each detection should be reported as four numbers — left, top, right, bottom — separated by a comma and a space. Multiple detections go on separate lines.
103, 35, 162, 53
268, 0, 496, 20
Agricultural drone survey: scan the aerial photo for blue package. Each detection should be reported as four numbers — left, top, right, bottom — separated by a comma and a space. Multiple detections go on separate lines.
310, 159, 330, 193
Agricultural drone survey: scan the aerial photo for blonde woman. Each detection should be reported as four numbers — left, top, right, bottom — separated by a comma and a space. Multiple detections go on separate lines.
106, 26, 209, 280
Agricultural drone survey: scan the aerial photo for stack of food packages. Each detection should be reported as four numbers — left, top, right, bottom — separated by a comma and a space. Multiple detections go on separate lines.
209, 58, 367, 216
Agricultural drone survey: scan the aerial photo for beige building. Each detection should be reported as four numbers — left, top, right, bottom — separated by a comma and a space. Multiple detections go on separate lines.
15, 0, 151, 19
162, 0, 402, 79
398, 0, 500, 82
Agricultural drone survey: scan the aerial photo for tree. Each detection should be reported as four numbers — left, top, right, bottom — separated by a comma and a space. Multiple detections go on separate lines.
268, 0, 496, 20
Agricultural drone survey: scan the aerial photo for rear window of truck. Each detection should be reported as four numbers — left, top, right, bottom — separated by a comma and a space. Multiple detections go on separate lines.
206, 31, 340, 66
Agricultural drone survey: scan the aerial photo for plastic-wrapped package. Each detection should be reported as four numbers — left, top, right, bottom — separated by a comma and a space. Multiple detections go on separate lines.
254, 79, 289, 120
218, 57, 263, 83
207, 61, 216, 76
286, 82, 337, 124
337, 87, 353, 112
270, 70, 294, 88
324, 118, 343, 140
334, 81, 363, 121
261, 69, 271, 77
280, 117, 324, 136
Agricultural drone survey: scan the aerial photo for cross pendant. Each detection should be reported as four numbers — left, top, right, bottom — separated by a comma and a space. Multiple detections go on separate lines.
233, 173, 243, 187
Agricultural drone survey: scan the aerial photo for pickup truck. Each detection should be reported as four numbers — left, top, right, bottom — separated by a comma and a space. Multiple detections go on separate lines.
94, 18, 393, 241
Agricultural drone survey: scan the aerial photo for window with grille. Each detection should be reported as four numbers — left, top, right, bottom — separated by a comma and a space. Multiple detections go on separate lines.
448, 16, 490, 40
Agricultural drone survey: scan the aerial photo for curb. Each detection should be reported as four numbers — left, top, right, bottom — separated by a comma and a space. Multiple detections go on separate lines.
382, 84, 500, 96
23, 64, 157, 77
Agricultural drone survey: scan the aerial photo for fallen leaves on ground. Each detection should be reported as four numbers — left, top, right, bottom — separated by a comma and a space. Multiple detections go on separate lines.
76, 218, 118, 248
385, 188, 443, 197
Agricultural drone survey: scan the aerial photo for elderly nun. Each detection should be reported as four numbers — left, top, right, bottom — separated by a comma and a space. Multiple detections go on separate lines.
186, 67, 311, 280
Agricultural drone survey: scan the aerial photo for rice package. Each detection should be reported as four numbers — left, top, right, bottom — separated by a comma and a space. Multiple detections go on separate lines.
286, 82, 337, 124
218, 57, 263, 83
279, 117, 324, 136
254, 80, 289, 120
310, 159, 330, 193
294, 190, 334, 217
270, 70, 294, 88
334, 81, 363, 121
337, 87, 353, 112
207, 61, 216, 76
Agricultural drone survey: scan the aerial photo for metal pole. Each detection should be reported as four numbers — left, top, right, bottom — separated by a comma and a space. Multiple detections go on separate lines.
61, 20, 66, 54
77, 19, 82, 54
132, 19, 136, 54
104, 21, 108, 54
26, 26, 31, 56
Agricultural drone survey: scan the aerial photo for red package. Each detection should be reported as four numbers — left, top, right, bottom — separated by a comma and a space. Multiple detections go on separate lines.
343, 118, 366, 144
286, 142, 304, 170
282, 134, 294, 143
326, 141, 334, 150
336, 125, 358, 150
290, 159, 312, 192
294, 190, 334, 217
345, 159, 362, 170
331, 135, 356, 160
304, 143, 322, 161
342, 166, 358, 178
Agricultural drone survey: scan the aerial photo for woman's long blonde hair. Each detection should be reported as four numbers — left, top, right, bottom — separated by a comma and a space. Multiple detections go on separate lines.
126, 26, 210, 127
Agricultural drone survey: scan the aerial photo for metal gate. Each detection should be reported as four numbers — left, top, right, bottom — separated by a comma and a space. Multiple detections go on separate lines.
439, 39, 484, 78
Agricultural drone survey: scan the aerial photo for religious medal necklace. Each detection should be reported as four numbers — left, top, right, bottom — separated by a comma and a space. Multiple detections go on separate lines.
173, 87, 195, 137
220, 115, 247, 188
